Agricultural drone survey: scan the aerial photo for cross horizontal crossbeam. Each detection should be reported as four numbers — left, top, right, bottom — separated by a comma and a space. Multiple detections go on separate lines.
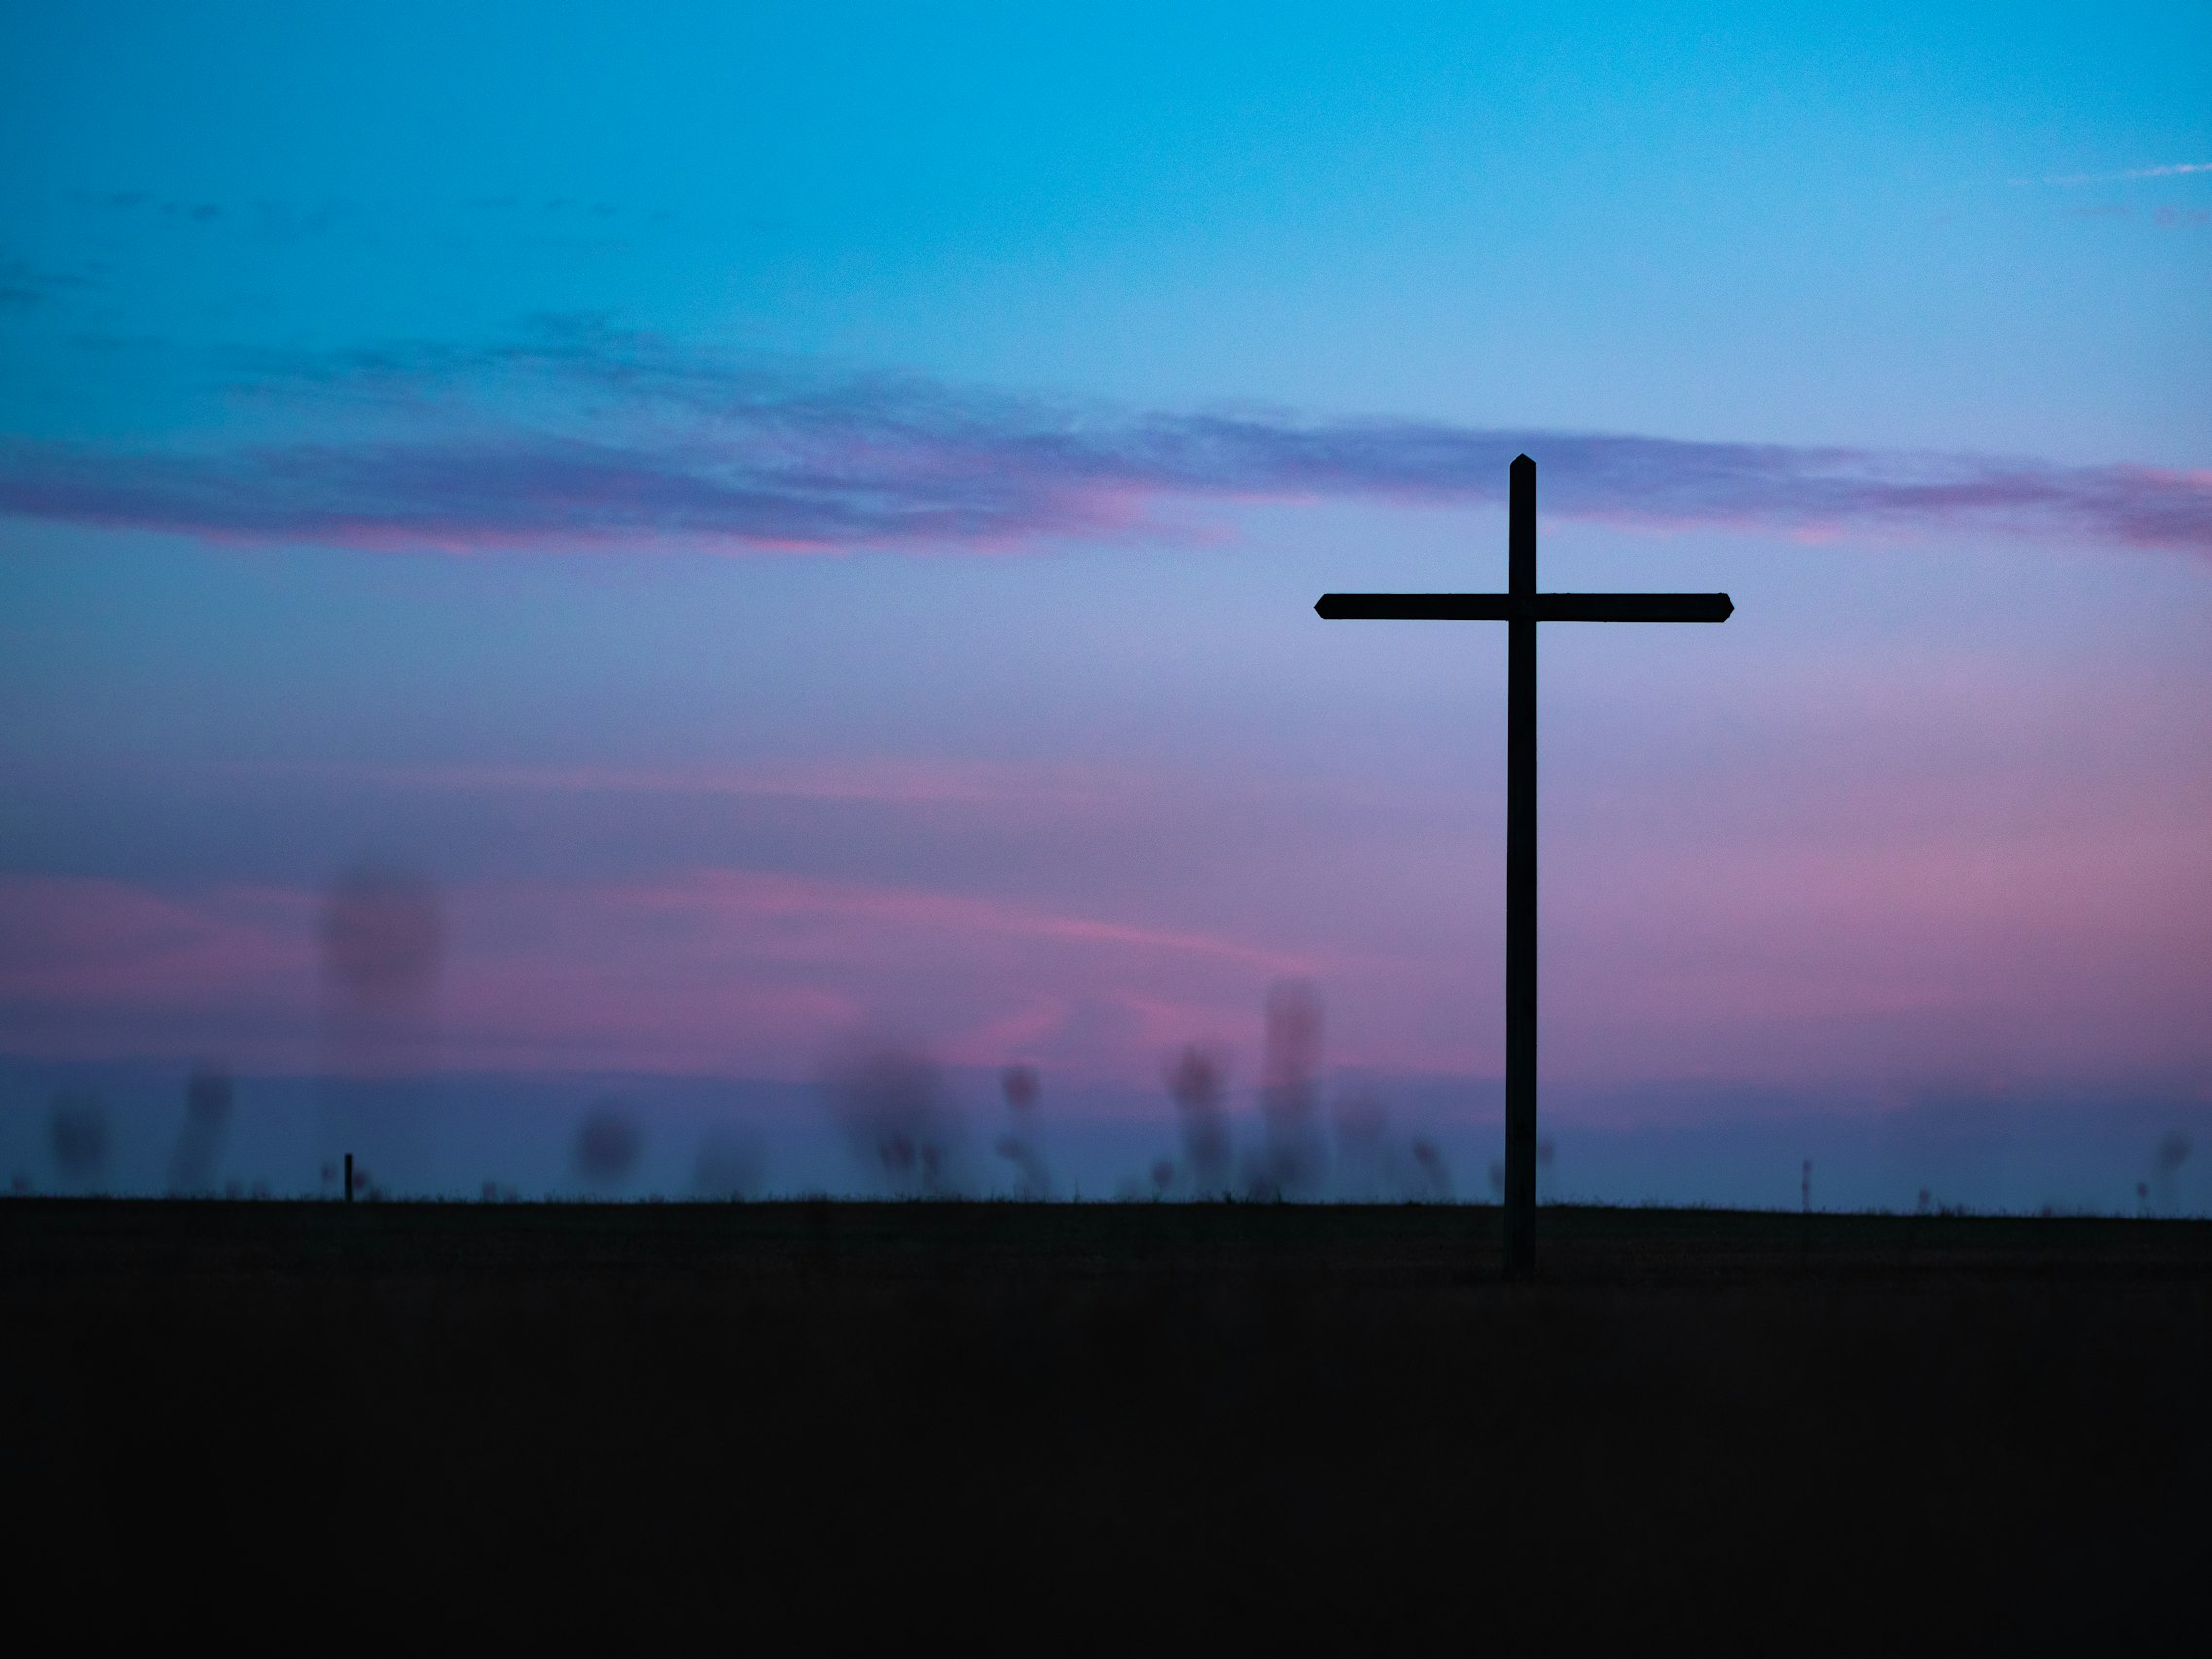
1314, 592, 1734, 623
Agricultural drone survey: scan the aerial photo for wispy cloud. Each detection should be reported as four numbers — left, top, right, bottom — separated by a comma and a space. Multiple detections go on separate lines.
0, 866, 1314, 1074
219, 756, 1122, 810
2016, 161, 2212, 185
1, 324, 2205, 556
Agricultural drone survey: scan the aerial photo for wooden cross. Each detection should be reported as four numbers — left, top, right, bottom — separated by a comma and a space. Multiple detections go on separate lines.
1316, 455, 1732, 1277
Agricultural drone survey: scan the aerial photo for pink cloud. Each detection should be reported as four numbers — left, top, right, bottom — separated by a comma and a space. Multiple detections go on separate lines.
1540, 786, 2212, 1090
0, 866, 1318, 1079
0, 875, 310, 1007
5, 724, 2204, 1096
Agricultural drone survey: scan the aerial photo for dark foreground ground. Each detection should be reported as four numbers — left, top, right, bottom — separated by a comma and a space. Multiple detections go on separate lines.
4, 1200, 2208, 1643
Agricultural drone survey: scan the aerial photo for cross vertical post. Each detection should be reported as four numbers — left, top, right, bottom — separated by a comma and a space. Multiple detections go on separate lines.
1504, 456, 1538, 1278
1313, 454, 1732, 1278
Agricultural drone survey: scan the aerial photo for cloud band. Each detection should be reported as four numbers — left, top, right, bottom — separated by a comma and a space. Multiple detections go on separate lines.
2, 331, 2205, 557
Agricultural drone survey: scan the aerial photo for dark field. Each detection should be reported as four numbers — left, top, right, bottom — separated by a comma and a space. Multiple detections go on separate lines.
5, 1200, 2208, 1642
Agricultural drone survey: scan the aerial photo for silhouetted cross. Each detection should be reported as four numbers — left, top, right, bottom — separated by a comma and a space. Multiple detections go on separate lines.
1316, 455, 1732, 1278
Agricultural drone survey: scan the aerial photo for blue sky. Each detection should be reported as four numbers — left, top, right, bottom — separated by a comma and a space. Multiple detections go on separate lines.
1, 3, 2207, 1201
5, 3, 2206, 452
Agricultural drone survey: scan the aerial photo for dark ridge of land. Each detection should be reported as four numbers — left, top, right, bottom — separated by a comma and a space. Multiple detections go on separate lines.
5, 1200, 2208, 1642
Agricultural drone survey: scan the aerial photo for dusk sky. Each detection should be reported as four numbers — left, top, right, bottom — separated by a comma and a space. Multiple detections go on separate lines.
2, 5, 2207, 1200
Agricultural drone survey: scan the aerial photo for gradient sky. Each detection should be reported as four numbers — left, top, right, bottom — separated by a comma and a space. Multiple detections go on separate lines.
2, 4, 2207, 1151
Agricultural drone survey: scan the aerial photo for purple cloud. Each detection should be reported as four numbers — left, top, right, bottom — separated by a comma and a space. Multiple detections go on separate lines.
1, 329, 2205, 556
